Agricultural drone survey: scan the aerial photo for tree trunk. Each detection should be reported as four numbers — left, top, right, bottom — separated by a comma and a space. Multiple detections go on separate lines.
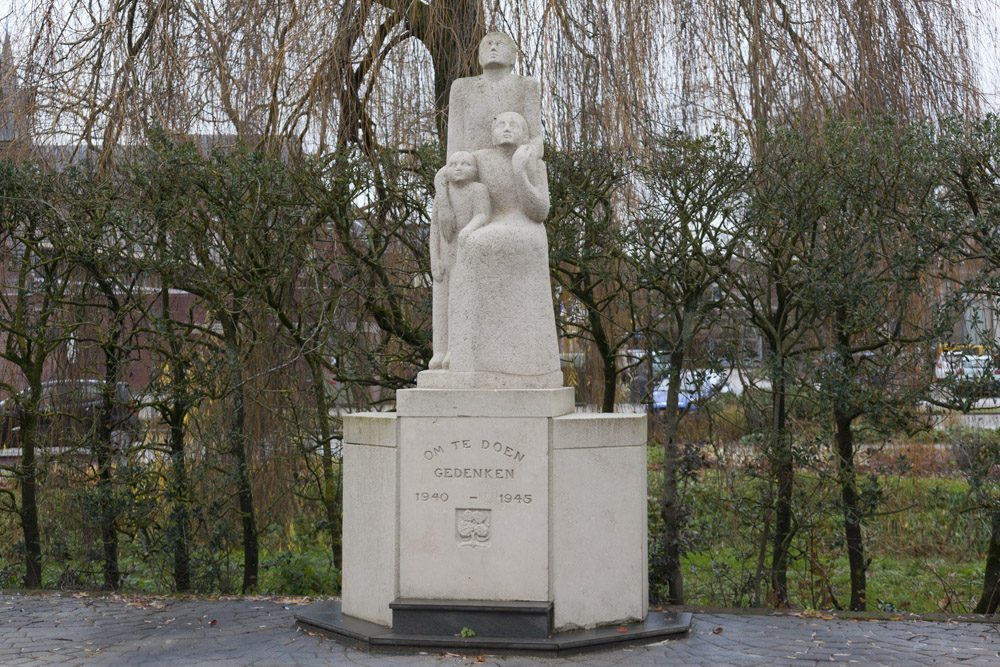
770, 352, 793, 606
18, 375, 43, 588
221, 312, 258, 592
582, 282, 617, 413
309, 353, 342, 569
658, 348, 687, 605
92, 287, 129, 592
600, 351, 617, 414
168, 401, 192, 592
337, 0, 485, 147
833, 315, 866, 612
408, 0, 485, 136
93, 448, 120, 590
159, 245, 191, 591
834, 410, 866, 611
166, 315, 192, 592
975, 509, 1000, 614
96, 336, 123, 591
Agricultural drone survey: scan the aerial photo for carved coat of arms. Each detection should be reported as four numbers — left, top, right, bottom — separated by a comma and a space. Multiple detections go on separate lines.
456, 509, 491, 548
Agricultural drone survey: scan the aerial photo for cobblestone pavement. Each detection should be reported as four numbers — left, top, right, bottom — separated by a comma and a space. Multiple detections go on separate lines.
2, 593, 999, 666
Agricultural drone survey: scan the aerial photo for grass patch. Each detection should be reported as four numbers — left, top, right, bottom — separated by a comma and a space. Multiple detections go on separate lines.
661, 466, 991, 612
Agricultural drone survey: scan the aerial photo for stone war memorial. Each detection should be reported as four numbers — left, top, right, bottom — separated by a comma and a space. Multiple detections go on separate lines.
295, 32, 692, 654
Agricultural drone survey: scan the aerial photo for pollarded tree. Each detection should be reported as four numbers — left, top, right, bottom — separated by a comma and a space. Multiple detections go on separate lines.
547, 144, 636, 413
307, 142, 437, 389
147, 139, 312, 592
125, 138, 212, 592
629, 126, 750, 604
0, 160, 77, 588
252, 150, 371, 569
803, 115, 957, 611
941, 113, 1000, 613
724, 126, 831, 606
48, 163, 155, 591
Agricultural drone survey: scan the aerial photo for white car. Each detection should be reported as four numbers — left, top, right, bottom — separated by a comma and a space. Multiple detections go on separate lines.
935, 345, 1000, 395
935, 346, 994, 380
651, 369, 730, 410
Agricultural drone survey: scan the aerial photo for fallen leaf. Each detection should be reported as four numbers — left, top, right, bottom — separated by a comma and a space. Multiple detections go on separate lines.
712, 627, 724, 634
617, 627, 629, 633
209, 619, 218, 627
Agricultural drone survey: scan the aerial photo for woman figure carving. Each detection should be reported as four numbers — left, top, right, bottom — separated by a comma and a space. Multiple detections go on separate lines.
445, 112, 562, 387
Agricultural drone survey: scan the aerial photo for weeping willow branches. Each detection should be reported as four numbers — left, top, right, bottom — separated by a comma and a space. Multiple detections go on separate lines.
1, 0, 990, 161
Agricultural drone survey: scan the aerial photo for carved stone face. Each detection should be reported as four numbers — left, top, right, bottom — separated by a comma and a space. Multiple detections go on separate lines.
478, 32, 516, 69
492, 112, 529, 147
448, 152, 478, 183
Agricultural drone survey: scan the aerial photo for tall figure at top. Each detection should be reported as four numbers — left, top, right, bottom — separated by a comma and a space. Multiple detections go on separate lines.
446, 32, 543, 157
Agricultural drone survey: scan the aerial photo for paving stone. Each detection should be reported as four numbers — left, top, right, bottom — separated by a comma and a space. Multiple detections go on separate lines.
3, 594, 1000, 665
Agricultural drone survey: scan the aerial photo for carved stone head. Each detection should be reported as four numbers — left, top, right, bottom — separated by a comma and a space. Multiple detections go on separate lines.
491, 112, 529, 147
447, 151, 478, 182
478, 32, 516, 70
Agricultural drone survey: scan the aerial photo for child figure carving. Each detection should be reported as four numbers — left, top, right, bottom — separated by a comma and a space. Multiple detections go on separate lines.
429, 151, 490, 370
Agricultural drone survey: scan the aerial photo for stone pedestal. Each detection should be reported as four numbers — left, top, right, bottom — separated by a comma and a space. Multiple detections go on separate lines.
340, 387, 649, 633
293, 29, 694, 654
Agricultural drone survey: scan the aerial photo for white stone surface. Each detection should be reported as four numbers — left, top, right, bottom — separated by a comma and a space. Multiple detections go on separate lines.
551, 412, 648, 630
552, 412, 648, 449
429, 152, 491, 370
343, 412, 398, 447
396, 386, 574, 417
417, 368, 564, 390
397, 416, 550, 601
341, 414, 398, 626
443, 114, 559, 388
447, 32, 543, 158
342, 405, 649, 630
426, 32, 560, 390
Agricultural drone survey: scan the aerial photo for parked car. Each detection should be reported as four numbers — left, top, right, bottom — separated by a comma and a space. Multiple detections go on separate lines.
651, 368, 730, 411
935, 344, 1000, 396
619, 349, 670, 402
0, 380, 140, 448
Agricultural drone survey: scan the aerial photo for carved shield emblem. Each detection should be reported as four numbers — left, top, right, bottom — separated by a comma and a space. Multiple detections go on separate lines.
456, 508, 491, 548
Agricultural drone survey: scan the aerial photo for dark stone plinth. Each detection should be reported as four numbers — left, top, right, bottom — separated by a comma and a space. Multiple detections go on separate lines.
294, 601, 692, 656
390, 598, 552, 638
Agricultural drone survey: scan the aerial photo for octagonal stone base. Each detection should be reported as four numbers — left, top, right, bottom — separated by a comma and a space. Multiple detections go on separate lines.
333, 387, 655, 642
294, 600, 692, 656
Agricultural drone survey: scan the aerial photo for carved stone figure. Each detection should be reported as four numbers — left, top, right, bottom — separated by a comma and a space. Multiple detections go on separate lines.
429, 151, 491, 370
443, 112, 562, 387
422, 32, 560, 389
446, 32, 543, 157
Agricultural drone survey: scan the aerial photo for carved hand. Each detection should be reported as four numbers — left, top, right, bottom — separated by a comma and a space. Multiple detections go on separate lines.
512, 143, 537, 174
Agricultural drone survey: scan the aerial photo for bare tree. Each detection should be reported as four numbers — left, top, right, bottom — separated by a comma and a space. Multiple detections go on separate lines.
666, 0, 979, 146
